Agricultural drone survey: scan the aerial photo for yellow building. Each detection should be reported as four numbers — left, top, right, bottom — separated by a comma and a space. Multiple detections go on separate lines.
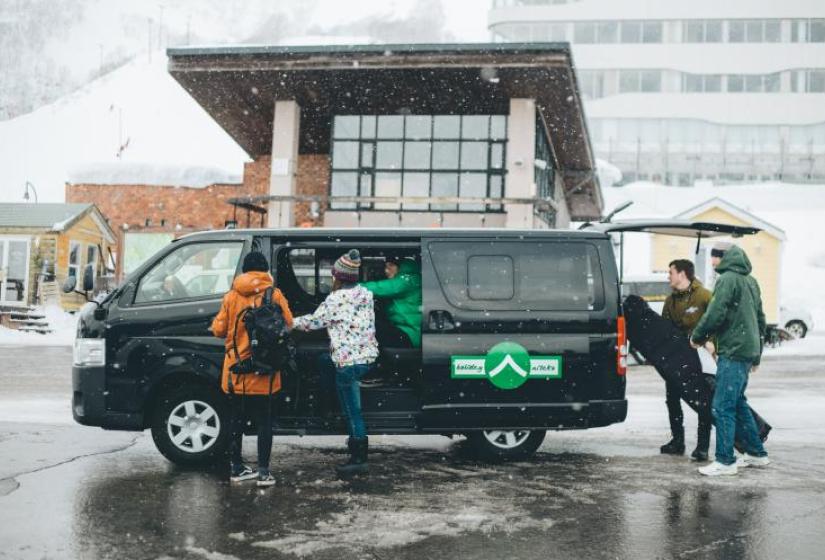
0, 203, 116, 313
651, 198, 786, 324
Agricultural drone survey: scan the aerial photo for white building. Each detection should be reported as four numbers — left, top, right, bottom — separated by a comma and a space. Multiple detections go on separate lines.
489, 0, 825, 185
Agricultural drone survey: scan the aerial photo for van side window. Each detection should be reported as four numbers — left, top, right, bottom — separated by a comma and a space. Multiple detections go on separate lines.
429, 241, 604, 311
134, 242, 243, 304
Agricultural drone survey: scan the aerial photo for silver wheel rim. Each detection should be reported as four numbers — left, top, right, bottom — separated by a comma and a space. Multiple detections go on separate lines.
786, 322, 805, 338
482, 430, 531, 450
167, 400, 221, 454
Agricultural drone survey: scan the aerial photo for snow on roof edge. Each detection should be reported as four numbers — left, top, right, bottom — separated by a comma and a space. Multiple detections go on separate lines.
67, 162, 243, 189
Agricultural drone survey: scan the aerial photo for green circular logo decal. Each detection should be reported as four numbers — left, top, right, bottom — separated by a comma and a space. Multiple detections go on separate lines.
484, 342, 532, 390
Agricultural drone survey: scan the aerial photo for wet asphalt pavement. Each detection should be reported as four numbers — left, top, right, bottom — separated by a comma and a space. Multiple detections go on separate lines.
1, 345, 825, 560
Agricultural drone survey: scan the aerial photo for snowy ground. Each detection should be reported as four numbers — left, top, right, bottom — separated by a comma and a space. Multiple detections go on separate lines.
1, 345, 824, 559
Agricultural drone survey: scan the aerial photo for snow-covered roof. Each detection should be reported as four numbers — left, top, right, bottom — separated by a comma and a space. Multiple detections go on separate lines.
675, 197, 787, 241
67, 162, 241, 189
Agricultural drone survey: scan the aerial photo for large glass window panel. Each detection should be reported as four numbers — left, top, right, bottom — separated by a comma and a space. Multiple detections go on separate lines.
490, 143, 505, 169
432, 141, 460, 169
332, 141, 360, 169
573, 22, 596, 43
359, 173, 373, 209
405, 116, 431, 139
684, 74, 703, 93
764, 73, 780, 93
460, 142, 489, 169
361, 116, 377, 138
621, 21, 642, 43
548, 22, 567, 41
377, 115, 404, 138
728, 75, 744, 92
705, 75, 722, 92
642, 21, 662, 43
745, 75, 763, 92
640, 70, 661, 92
334, 116, 360, 139
431, 173, 458, 211
765, 20, 781, 42
706, 20, 723, 42
745, 20, 764, 42
729, 20, 745, 42
810, 70, 825, 92
376, 141, 403, 169
402, 172, 430, 210
433, 115, 461, 138
374, 172, 402, 210
490, 115, 507, 140
811, 20, 825, 42
361, 143, 374, 168
459, 173, 487, 211
468, 255, 514, 300
489, 175, 503, 211
403, 141, 432, 169
685, 21, 703, 42
330, 172, 358, 209
619, 70, 639, 93
597, 21, 618, 43
462, 116, 490, 139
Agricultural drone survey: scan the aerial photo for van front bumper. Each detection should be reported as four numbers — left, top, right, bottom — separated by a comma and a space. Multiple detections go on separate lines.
72, 366, 143, 430
419, 398, 628, 431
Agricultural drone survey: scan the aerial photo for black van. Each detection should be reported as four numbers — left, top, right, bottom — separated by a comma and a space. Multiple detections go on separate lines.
71, 228, 631, 465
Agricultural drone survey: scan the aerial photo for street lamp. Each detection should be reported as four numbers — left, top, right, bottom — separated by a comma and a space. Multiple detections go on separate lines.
23, 181, 38, 203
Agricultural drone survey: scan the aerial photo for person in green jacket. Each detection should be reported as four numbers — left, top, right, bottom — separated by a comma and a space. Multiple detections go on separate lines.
360, 257, 422, 348
691, 242, 770, 476
659, 258, 714, 459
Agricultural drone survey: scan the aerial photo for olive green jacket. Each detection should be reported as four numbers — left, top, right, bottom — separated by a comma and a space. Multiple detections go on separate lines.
662, 278, 712, 335
691, 246, 767, 365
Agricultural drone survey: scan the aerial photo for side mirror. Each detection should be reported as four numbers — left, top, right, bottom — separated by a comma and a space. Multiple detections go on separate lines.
82, 264, 95, 292
62, 276, 77, 293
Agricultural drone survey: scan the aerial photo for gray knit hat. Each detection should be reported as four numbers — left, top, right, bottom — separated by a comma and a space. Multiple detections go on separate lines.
332, 249, 361, 283
711, 241, 734, 259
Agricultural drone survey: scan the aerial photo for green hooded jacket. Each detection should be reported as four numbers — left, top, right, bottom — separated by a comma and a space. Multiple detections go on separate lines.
360, 259, 423, 347
691, 246, 767, 365
662, 278, 712, 335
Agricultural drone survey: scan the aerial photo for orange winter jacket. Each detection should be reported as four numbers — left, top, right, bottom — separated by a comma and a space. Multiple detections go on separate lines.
210, 271, 293, 395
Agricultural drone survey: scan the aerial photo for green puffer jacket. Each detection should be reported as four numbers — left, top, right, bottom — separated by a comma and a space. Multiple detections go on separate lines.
360, 260, 423, 347
691, 246, 767, 365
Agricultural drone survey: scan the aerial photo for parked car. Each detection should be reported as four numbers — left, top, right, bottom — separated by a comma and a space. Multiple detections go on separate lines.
780, 304, 814, 338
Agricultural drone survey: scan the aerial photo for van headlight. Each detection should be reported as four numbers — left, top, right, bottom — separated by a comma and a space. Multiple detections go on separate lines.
74, 339, 106, 367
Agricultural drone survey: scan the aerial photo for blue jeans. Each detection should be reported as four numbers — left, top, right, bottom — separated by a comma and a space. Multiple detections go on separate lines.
318, 354, 370, 439
712, 356, 768, 465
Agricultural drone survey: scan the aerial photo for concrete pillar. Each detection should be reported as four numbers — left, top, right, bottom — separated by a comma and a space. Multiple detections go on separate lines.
268, 100, 301, 228
505, 98, 536, 229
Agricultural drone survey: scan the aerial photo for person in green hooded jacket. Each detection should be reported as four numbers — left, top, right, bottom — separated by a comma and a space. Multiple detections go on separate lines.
691, 242, 770, 476
360, 257, 422, 348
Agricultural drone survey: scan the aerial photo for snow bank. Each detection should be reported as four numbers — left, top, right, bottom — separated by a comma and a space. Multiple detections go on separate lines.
68, 162, 242, 189
0, 305, 78, 347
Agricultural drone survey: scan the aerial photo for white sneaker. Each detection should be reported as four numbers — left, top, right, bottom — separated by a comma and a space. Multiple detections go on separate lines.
699, 461, 738, 476
736, 454, 771, 468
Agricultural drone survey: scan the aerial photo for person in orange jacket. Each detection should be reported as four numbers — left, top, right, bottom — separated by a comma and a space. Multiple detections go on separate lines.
210, 251, 293, 487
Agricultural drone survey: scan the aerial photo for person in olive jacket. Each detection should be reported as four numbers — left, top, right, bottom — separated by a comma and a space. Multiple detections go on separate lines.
659, 259, 714, 459
360, 257, 422, 348
691, 242, 770, 476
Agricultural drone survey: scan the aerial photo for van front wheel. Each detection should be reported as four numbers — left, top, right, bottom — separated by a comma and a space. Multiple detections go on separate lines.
465, 429, 546, 462
151, 383, 230, 467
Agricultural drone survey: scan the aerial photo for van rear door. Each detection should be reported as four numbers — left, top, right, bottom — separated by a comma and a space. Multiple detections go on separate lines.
418, 235, 621, 431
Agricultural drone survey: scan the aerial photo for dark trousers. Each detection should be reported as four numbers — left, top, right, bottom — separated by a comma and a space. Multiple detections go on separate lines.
375, 319, 413, 348
229, 393, 274, 472
664, 373, 713, 447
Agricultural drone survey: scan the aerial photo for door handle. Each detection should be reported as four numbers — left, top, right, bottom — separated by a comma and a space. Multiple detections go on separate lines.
428, 310, 456, 332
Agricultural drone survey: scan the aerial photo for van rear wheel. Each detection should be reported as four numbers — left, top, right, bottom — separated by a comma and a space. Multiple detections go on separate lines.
151, 382, 230, 467
465, 429, 546, 462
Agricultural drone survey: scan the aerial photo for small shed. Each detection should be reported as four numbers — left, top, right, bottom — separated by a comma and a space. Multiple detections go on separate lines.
650, 197, 786, 324
0, 203, 116, 311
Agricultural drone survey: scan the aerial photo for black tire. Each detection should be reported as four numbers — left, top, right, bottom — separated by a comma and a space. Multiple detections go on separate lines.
465, 429, 546, 462
785, 320, 808, 339
151, 382, 230, 467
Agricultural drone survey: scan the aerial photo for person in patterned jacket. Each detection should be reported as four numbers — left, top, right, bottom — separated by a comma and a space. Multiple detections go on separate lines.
292, 249, 378, 477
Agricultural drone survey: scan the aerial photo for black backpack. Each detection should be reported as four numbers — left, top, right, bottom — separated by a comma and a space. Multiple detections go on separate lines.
230, 287, 296, 376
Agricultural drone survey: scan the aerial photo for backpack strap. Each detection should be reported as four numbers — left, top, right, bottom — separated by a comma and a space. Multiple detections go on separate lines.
231, 307, 250, 366
263, 287, 274, 306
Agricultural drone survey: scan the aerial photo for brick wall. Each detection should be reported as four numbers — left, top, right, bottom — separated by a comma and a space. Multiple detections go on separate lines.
295, 154, 330, 227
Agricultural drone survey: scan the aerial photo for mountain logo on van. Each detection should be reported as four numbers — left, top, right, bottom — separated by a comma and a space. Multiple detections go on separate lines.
451, 342, 562, 390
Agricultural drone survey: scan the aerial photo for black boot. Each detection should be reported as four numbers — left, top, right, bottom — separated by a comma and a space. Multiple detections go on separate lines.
692, 421, 711, 462
336, 437, 369, 478
660, 420, 685, 455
